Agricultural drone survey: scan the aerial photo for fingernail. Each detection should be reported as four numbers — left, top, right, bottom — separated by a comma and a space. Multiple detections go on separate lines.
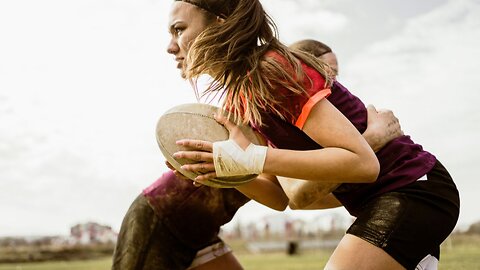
173, 153, 179, 158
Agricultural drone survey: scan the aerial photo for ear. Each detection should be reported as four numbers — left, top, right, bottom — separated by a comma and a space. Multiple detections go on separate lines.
216, 16, 226, 23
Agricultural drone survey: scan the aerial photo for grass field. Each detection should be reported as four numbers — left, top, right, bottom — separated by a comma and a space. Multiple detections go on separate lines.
1, 237, 478, 270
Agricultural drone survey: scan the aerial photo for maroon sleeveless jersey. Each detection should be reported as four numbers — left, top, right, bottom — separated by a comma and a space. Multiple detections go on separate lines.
256, 53, 436, 216
143, 171, 249, 249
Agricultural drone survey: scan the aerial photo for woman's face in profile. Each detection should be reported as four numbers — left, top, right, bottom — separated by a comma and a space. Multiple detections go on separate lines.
166, 2, 211, 78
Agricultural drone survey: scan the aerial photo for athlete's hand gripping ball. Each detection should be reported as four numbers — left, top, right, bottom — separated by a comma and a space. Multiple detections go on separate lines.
174, 113, 268, 183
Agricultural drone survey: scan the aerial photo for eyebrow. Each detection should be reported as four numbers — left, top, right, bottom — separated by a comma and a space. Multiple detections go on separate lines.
168, 20, 182, 33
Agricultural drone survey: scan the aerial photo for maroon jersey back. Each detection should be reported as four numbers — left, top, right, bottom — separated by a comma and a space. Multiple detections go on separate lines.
143, 171, 249, 249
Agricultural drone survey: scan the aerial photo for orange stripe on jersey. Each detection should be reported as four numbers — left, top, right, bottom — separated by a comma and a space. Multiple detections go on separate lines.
295, 89, 332, 129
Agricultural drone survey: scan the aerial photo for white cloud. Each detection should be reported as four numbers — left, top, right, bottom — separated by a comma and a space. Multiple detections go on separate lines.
342, 0, 480, 227
262, 0, 349, 43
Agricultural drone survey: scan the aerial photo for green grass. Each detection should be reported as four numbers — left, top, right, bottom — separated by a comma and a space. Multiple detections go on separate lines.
237, 243, 480, 270
0, 238, 478, 270
238, 250, 331, 270
438, 243, 480, 270
0, 257, 112, 270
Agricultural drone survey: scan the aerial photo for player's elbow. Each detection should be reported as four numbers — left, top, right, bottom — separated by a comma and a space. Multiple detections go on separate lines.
288, 201, 299, 210
288, 200, 305, 210
250, 194, 288, 211
274, 197, 289, 211
268, 202, 288, 211
287, 192, 313, 210
358, 155, 380, 183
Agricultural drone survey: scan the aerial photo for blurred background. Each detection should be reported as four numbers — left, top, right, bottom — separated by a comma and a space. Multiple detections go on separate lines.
1, 0, 479, 268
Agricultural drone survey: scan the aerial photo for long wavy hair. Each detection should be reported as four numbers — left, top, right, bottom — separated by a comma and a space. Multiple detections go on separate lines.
179, 0, 332, 125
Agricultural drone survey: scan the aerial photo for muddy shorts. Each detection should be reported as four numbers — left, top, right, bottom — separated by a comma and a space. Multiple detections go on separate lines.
111, 195, 222, 270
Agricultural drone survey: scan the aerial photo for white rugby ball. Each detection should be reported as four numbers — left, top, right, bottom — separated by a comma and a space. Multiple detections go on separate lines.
156, 103, 260, 188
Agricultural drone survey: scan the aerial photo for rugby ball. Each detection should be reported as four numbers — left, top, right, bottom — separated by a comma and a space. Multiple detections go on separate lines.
156, 103, 260, 188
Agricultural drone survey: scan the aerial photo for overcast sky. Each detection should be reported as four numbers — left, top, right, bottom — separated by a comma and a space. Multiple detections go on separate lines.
1, 0, 479, 237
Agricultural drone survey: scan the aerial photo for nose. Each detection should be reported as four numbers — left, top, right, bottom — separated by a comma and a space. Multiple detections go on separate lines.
167, 38, 179, 55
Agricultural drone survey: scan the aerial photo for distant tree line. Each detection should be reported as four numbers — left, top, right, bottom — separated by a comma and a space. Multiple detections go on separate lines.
466, 220, 480, 234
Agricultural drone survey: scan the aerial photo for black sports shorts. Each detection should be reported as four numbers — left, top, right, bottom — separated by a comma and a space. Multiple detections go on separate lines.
347, 160, 460, 270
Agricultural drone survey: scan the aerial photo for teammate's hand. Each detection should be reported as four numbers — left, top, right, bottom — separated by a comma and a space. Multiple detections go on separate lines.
364, 105, 404, 152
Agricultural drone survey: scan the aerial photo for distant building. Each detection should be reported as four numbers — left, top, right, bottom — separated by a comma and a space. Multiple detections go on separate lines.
70, 222, 117, 245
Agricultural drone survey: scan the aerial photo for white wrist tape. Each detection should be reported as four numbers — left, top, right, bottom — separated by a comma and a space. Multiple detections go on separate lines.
213, 140, 268, 177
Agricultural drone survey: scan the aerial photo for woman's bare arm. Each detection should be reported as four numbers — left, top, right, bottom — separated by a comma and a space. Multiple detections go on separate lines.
262, 98, 379, 183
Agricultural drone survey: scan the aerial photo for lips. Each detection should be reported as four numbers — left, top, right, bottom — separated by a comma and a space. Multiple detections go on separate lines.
175, 58, 184, 69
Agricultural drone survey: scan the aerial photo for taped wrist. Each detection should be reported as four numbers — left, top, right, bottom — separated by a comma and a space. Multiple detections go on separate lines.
213, 140, 268, 177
